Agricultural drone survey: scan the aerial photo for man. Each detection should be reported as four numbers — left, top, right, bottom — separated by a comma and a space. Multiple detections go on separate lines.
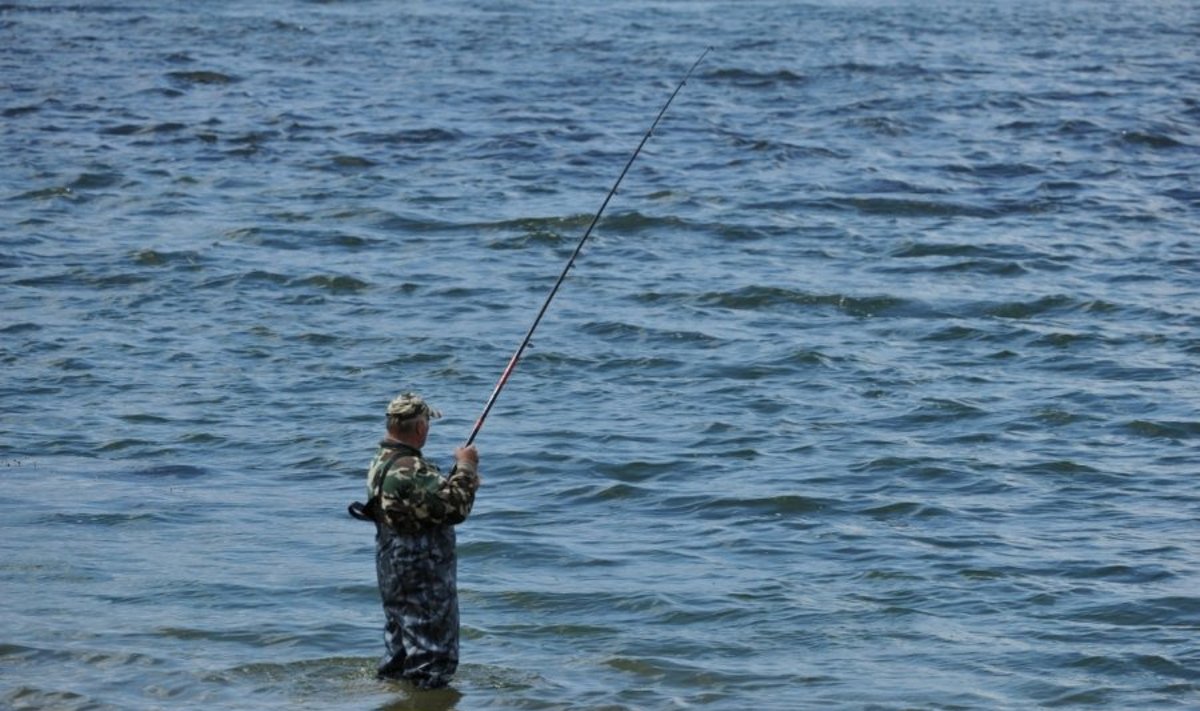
365, 392, 481, 689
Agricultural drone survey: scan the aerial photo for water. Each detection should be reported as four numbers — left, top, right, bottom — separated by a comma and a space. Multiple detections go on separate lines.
2, 0, 1199, 708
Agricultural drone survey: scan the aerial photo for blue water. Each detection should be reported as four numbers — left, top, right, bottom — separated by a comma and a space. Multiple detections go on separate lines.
2, 1, 1199, 708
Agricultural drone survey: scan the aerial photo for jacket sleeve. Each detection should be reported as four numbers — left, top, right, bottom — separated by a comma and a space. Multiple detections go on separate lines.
438, 463, 480, 525
380, 456, 480, 529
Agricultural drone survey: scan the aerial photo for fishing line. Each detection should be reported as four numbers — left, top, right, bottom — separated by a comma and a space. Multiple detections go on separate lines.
463, 47, 713, 447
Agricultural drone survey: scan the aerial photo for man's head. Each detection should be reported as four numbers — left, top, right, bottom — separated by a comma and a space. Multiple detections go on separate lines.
385, 392, 442, 445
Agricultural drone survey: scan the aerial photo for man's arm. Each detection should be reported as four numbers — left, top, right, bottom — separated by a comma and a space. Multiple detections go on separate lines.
438, 445, 480, 525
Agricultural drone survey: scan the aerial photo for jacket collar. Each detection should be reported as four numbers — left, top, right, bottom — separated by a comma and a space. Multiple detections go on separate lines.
379, 438, 422, 458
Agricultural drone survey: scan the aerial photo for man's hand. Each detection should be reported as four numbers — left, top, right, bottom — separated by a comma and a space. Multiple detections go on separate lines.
454, 444, 479, 471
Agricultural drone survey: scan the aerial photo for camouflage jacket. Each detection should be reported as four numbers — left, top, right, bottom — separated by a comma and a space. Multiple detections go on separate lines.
366, 440, 480, 534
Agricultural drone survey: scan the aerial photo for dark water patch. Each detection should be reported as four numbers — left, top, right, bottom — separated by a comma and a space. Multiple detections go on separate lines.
124, 464, 210, 479
783, 347, 832, 367
1029, 331, 1099, 349
479, 136, 555, 164
891, 241, 1034, 260
596, 210, 692, 234
9, 185, 81, 202
1017, 459, 1101, 476
348, 127, 462, 146
1162, 187, 1200, 206
229, 130, 276, 147
481, 214, 590, 237
0, 322, 42, 334
596, 355, 686, 372
823, 61, 932, 78
580, 320, 722, 347
908, 534, 995, 550
132, 248, 203, 268
1065, 653, 1200, 682
1117, 130, 1189, 150
69, 170, 123, 189
0, 687, 106, 711
970, 294, 1077, 320
826, 196, 996, 218
485, 227, 567, 250
709, 222, 807, 243
3, 104, 41, 117
293, 274, 369, 293
290, 331, 339, 346
99, 438, 160, 453
942, 161, 1044, 178
859, 501, 952, 519
40, 511, 165, 526
924, 259, 1028, 276
842, 115, 915, 137
199, 270, 290, 290
602, 653, 748, 689
1090, 362, 1181, 382
156, 626, 303, 647
1054, 118, 1107, 136
997, 119, 1042, 133
150, 121, 188, 134
564, 482, 648, 505
839, 177, 948, 195
325, 154, 376, 170
857, 568, 926, 582
101, 580, 286, 608
918, 324, 995, 343
118, 413, 173, 425
722, 132, 845, 160
849, 457, 959, 482
166, 70, 240, 86
93, 271, 153, 288
590, 459, 676, 484
696, 285, 910, 317
1123, 419, 1200, 441
98, 123, 143, 136
663, 493, 834, 518
48, 356, 95, 372
704, 67, 808, 88
0, 642, 40, 660
881, 398, 988, 427
1058, 564, 1176, 584
1031, 407, 1093, 427
98, 122, 187, 138
1038, 686, 1116, 707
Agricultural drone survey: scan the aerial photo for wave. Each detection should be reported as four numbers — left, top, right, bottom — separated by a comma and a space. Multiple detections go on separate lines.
347, 127, 463, 145
165, 70, 240, 86
694, 285, 914, 318
703, 67, 808, 88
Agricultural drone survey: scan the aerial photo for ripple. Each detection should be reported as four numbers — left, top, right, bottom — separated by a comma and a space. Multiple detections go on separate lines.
165, 70, 240, 86
1124, 419, 1200, 440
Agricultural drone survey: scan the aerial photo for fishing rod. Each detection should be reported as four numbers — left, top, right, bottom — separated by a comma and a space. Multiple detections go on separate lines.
349, 49, 711, 523
463, 47, 713, 447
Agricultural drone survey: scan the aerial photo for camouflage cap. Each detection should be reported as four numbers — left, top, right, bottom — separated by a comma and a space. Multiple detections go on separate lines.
385, 392, 442, 420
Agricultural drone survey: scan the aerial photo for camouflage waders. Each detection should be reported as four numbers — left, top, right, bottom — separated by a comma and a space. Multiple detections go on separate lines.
375, 523, 460, 688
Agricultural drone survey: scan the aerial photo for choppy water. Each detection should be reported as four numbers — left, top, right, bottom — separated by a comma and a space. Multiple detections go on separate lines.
3, 0, 1199, 709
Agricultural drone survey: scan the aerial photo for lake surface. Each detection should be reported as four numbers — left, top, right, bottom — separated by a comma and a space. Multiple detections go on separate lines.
2, 1, 1199, 708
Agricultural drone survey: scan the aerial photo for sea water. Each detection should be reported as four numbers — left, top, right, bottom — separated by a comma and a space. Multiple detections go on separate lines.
2, 1, 1198, 708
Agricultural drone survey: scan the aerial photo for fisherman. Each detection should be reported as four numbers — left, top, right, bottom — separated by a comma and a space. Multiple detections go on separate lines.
365, 392, 481, 689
